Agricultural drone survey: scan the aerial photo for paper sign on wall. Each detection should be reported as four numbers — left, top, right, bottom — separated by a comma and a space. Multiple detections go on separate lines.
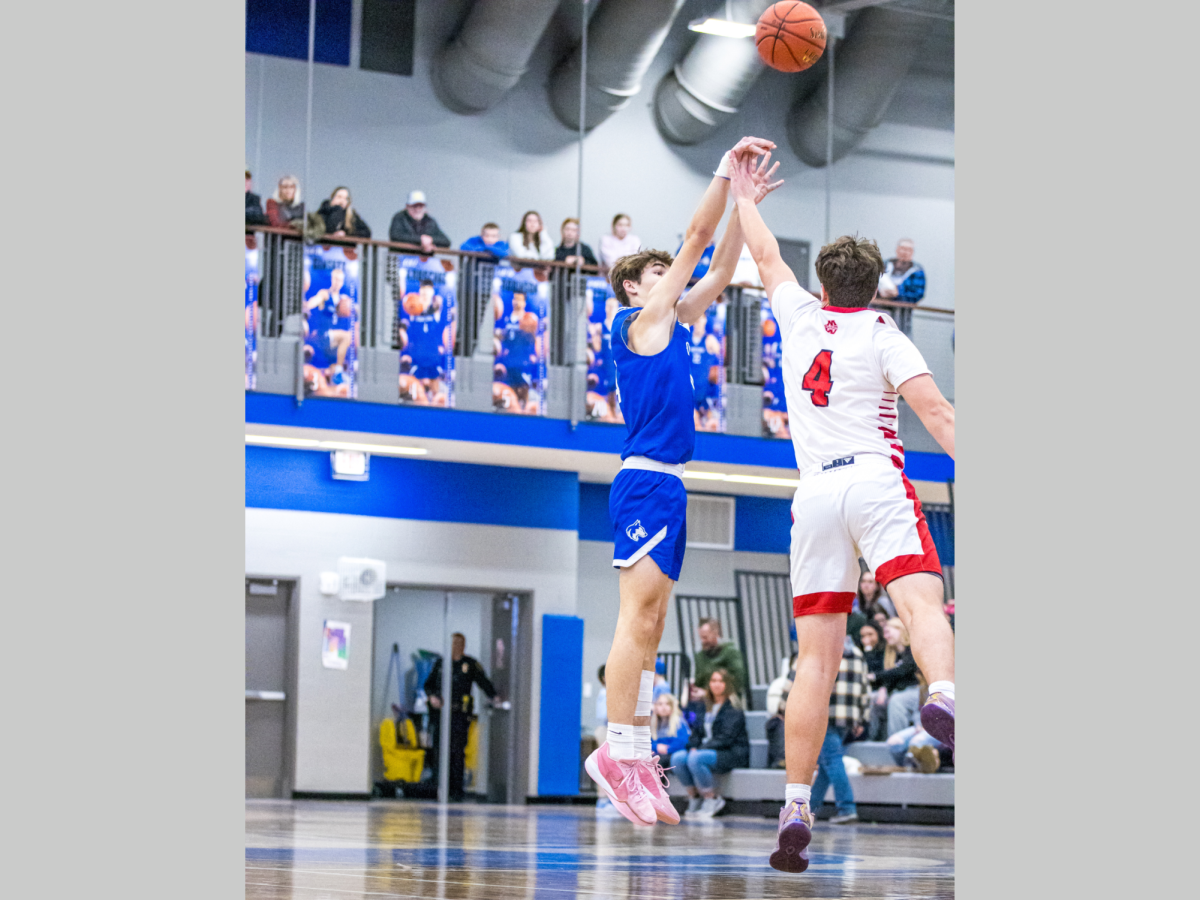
322, 620, 351, 670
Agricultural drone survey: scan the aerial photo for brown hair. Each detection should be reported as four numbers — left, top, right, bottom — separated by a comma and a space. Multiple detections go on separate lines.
705, 668, 743, 710
561, 216, 579, 230
609, 249, 673, 306
815, 234, 884, 308
481, 222, 500, 232
517, 210, 544, 252
698, 616, 722, 637
612, 213, 630, 229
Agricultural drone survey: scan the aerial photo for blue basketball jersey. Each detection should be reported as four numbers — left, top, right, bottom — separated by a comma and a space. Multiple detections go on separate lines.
611, 306, 696, 465
406, 310, 444, 367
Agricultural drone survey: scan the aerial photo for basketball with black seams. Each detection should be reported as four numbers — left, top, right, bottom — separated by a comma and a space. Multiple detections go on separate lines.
756, 1, 826, 73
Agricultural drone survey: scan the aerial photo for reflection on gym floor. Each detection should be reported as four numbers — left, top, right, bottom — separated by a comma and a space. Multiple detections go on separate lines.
246, 800, 954, 899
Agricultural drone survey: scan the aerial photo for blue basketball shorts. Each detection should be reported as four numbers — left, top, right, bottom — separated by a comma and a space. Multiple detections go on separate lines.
609, 462, 688, 582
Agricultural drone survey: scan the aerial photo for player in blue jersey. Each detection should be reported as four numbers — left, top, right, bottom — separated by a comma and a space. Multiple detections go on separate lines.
304, 266, 354, 389
399, 280, 451, 402
583, 138, 783, 826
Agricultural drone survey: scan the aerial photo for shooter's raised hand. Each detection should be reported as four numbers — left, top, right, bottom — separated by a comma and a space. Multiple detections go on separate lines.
750, 151, 784, 204
728, 150, 760, 203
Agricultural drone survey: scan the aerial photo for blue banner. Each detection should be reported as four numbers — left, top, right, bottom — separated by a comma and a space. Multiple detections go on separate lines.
491, 264, 549, 415
245, 246, 259, 390
394, 255, 457, 407
685, 291, 727, 433
584, 276, 623, 424
302, 246, 359, 398
761, 292, 789, 438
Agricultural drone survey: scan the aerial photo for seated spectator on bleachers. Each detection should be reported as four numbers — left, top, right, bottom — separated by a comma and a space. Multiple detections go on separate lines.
267, 175, 304, 230
811, 636, 872, 824
867, 617, 922, 739
859, 621, 885, 681
651, 693, 691, 760
877, 238, 925, 335
887, 721, 947, 773
245, 170, 268, 225
690, 618, 749, 709
598, 213, 641, 276
508, 211, 557, 262
390, 191, 450, 253
318, 187, 371, 238
671, 669, 748, 818
855, 569, 895, 621
555, 218, 597, 267
459, 223, 509, 260
652, 658, 672, 701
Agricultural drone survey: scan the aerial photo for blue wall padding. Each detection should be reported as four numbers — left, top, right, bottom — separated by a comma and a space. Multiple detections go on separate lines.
246, 0, 351, 66
537, 615, 584, 796
246, 445, 579, 531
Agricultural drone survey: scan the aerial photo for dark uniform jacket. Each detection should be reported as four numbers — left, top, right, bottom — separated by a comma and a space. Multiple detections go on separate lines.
424, 654, 496, 716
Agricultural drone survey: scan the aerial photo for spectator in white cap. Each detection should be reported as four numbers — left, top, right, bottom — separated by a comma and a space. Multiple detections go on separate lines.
389, 189, 451, 253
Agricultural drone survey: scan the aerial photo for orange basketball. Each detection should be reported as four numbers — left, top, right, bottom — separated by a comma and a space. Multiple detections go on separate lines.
337, 297, 352, 318
403, 292, 424, 316
520, 311, 539, 334
762, 317, 777, 337
756, 1, 826, 73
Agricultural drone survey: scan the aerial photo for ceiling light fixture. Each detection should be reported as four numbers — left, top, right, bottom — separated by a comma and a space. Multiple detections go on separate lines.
682, 470, 801, 488
687, 1, 757, 38
245, 435, 428, 457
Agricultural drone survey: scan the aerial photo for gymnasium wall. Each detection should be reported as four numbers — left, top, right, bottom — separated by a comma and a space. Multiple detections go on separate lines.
245, 0, 955, 309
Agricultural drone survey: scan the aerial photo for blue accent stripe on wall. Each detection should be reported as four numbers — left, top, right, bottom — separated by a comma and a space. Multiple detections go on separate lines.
538, 615, 583, 796
247, 0, 352, 66
733, 495, 792, 554
578, 483, 613, 542
246, 445, 579, 530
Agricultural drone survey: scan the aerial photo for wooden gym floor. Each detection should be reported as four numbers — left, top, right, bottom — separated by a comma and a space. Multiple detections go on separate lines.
246, 799, 954, 899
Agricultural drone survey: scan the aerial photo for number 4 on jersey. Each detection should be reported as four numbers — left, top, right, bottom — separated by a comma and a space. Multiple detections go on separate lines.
802, 350, 834, 407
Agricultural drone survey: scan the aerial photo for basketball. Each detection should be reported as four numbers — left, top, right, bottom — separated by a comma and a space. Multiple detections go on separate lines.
763, 318, 777, 338
402, 292, 424, 316
756, 1, 826, 73
337, 297, 352, 318
520, 311, 539, 334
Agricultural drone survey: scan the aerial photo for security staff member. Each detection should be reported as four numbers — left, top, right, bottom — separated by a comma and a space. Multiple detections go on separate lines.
424, 632, 497, 801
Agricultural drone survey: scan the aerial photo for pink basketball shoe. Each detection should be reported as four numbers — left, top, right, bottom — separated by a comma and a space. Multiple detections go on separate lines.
584, 742, 656, 826
637, 756, 680, 824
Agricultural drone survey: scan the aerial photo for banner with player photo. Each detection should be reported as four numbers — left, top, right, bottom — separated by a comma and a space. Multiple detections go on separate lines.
491, 264, 549, 415
760, 292, 789, 439
685, 291, 727, 433
584, 276, 623, 424
245, 246, 258, 390
302, 246, 359, 399
393, 254, 457, 407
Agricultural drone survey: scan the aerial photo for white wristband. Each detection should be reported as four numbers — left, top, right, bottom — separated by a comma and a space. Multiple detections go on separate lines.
714, 151, 732, 179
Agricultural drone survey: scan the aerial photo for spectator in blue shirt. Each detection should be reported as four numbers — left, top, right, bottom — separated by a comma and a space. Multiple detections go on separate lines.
878, 238, 925, 335
459, 222, 509, 261
651, 693, 691, 759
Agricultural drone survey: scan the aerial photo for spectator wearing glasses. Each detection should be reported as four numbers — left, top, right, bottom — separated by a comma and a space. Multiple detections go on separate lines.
267, 175, 304, 231
459, 222, 510, 261
317, 186, 371, 238
508, 210, 557, 262
390, 190, 450, 253
555, 218, 598, 267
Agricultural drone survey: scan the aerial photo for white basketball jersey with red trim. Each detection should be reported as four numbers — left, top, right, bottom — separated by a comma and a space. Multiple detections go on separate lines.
771, 281, 931, 472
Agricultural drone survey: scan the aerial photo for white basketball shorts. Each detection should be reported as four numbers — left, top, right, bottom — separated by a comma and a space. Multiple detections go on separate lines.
789, 453, 942, 617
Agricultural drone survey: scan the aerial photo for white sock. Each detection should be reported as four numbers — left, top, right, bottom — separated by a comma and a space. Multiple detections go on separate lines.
633, 725, 652, 759
607, 723, 637, 761
785, 783, 811, 806
635, 670, 654, 719
928, 680, 955, 701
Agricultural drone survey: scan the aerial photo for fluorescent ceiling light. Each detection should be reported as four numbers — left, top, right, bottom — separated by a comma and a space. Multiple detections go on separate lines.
687, 17, 756, 38
683, 470, 800, 488
245, 435, 427, 456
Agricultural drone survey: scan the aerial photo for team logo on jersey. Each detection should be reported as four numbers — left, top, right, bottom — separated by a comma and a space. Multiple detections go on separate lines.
626, 520, 648, 541
824, 319, 838, 335
822, 456, 855, 471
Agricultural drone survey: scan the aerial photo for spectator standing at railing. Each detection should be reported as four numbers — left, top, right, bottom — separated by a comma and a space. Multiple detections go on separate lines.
267, 175, 304, 231
318, 187, 371, 239
245, 169, 268, 226
508, 211, 557, 262
556, 218, 598, 267
390, 190, 450, 253
459, 223, 510, 261
876, 238, 925, 336
598, 213, 641, 276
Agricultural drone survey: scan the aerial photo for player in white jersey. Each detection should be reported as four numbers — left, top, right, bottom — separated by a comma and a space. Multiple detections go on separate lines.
729, 154, 956, 873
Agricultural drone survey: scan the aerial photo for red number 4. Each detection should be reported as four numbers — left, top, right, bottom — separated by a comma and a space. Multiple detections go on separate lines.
802, 350, 834, 406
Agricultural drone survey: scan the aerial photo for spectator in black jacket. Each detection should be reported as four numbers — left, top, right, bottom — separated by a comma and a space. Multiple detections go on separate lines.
245, 170, 268, 226
858, 621, 885, 679
555, 218, 597, 267
390, 190, 450, 253
318, 187, 371, 238
867, 617, 921, 737
669, 669, 748, 819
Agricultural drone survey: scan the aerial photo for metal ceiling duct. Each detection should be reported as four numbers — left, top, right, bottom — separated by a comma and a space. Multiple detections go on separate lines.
653, 0, 775, 146
431, 0, 562, 114
549, 0, 688, 131
787, 6, 926, 166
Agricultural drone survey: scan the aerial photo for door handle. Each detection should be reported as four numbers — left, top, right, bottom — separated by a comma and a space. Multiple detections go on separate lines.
245, 690, 286, 701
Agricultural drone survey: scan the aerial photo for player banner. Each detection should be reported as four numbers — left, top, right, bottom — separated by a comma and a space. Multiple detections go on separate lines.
394, 254, 457, 407
584, 276, 623, 424
491, 264, 548, 415
686, 290, 727, 433
303, 246, 359, 398
245, 246, 258, 390
760, 291, 790, 438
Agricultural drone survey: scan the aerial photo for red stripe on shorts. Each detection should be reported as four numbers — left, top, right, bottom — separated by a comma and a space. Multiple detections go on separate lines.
875, 474, 943, 587
794, 591, 856, 617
